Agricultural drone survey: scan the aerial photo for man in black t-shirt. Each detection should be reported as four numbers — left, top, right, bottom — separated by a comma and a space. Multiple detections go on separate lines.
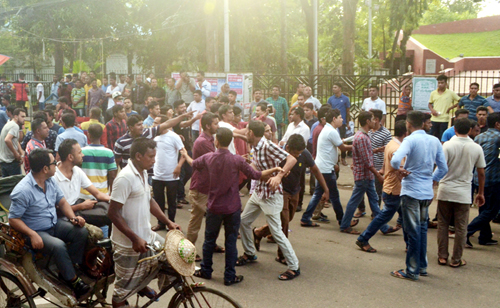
252, 134, 329, 264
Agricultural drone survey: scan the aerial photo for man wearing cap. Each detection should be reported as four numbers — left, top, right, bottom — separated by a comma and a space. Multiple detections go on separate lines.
108, 137, 181, 308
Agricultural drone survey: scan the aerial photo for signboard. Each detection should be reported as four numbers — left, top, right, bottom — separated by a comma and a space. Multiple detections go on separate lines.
226, 74, 244, 101
412, 77, 437, 112
425, 59, 436, 74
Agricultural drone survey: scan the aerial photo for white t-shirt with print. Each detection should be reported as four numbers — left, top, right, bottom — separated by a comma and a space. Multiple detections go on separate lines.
153, 131, 185, 181
362, 97, 387, 114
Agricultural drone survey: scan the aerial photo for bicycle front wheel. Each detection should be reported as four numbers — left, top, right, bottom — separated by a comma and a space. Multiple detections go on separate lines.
171, 286, 242, 308
0, 270, 36, 308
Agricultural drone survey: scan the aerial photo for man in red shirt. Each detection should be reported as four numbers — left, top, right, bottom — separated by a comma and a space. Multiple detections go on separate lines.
56, 97, 77, 122
105, 105, 127, 150
12, 73, 29, 110
24, 118, 49, 173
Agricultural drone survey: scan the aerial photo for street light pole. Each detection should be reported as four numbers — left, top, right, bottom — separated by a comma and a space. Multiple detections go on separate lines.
224, 0, 230, 73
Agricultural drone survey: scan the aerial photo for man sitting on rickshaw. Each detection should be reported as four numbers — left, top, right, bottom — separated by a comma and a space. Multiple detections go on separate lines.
8, 148, 91, 299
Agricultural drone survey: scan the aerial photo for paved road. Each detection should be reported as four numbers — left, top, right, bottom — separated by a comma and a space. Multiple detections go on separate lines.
37, 160, 499, 308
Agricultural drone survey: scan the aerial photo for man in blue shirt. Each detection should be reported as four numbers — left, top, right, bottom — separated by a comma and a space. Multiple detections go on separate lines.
8, 148, 90, 299
467, 112, 500, 247
448, 82, 489, 121
390, 111, 448, 281
55, 112, 88, 152
143, 101, 160, 129
485, 83, 500, 113
327, 83, 351, 165
441, 109, 470, 143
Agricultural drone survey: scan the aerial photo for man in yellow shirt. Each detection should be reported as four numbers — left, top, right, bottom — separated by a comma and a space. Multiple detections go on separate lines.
290, 83, 305, 107
81, 107, 106, 146
427, 74, 461, 140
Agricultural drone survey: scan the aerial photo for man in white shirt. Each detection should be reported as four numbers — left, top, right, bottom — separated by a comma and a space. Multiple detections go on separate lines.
36, 76, 45, 110
280, 107, 310, 146
151, 117, 186, 231
303, 86, 322, 111
117, 74, 127, 92
106, 74, 121, 110
218, 105, 247, 155
186, 90, 206, 140
361, 85, 387, 126
195, 71, 211, 100
54, 138, 111, 229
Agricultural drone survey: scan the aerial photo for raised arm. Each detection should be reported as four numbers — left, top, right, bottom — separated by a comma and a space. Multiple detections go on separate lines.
158, 111, 196, 134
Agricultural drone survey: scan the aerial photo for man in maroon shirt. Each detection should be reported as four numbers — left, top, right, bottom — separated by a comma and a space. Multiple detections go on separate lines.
185, 112, 223, 261
105, 105, 127, 150
181, 127, 280, 286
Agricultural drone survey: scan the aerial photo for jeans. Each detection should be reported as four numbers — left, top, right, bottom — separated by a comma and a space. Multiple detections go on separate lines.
200, 210, 240, 282
152, 179, 179, 223
357, 193, 399, 243
400, 195, 431, 279
301, 172, 344, 224
340, 180, 381, 230
467, 183, 500, 243
177, 151, 193, 201
358, 178, 383, 212
0, 161, 21, 177
34, 219, 88, 281
277, 124, 283, 141
44, 93, 58, 105
38, 102, 45, 110
430, 121, 448, 140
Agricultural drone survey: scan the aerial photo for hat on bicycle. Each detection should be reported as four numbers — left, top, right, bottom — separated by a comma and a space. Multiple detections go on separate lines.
165, 230, 196, 276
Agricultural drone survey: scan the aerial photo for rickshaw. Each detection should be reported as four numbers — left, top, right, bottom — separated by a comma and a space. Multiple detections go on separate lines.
0, 175, 241, 308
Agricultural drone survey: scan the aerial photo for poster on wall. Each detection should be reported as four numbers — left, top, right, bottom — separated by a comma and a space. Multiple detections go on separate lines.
412, 77, 437, 112
226, 74, 244, 101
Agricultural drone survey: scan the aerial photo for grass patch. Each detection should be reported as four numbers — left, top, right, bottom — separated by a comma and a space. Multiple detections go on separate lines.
412, 30, 500, 59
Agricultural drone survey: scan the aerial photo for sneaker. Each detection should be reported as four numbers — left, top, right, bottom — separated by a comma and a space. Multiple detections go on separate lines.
71, 277, 91, 300
478, 239, 498, 246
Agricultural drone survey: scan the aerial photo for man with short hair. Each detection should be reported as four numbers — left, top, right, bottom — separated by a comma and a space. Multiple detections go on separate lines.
390, 110, 448, 281
186, 90, 206, 140
486, 83, 500, 113
279, 107, 310, 146
303, 86, 322, 111
55, 113, 88, 151
301, 109, 351, 226
108, 138, 181, 308
71, 79, 86, 117
163, 77, 179, 107
266, 86, 289, 140
88, 79, 105, 113
339, 111, 385, 234
22, 111, 58, 151
132, 75, 149, 111
218, 105, 248, 155
43, 108, 61, 134
117, 74, 126, 92
55, 138, 111, 229
123, 74, 135, 99
105, 105, 127, 150
146, 78, 166, 107
123, 98, 137, 117
476, 106, 488, 133
24, 117, 49, 173
12, 73, 29, 110
238, 121, 300, 281
89, 71, 101, 87
101, 76, 109, 92
249, 89, 266, 119
0, 108, 25, 177
466, 112, 500, 247
228, 90, 244, 113
105, 74, 121, 111
437, 117, 485, 267
327, 82, 351, 165
423, 113, 432, 133
36, 76, 45, 111
196, 71, 211, 100
56, 97, 77, 121
441, 109, 470, 143
254, 102, 277, 143
9, 148, 90, 299
176, 71, 196, 104
81, 107, 107, 146
143, 101, 160, 129
447, 82, 489, 121
45, 75, 60, 106
291, 94, 306, 109
428, 74, 461, 140
362, 85, 387, 126
356, 120, 407, 253
290, 83, 305, 107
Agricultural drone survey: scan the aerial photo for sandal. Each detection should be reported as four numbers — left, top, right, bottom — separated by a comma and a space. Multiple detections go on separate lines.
193, 270, 212, 280
195, 254, 202, 262
438, 258, 447, 265
138, 286, 158, 300
390, 269, 417, 281
275, 257, 287, 265
340, 227, 360, 235
224, 275, 244, 286
354, 211, 366, 218
267, 236, 276, 243
278, 269, 300, 281
253, 228, 262, 251
235, 253, 257, 266
382, 226, 401, 235
350, 219, 359, 227
300, 221, 320, 227
355, 240, 377, 253
214, 245, 225, 253
449, 259, 467, 268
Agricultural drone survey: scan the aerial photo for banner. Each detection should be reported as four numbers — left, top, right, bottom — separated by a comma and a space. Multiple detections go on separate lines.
226, 74, 244, 101
412, 77, 437, 112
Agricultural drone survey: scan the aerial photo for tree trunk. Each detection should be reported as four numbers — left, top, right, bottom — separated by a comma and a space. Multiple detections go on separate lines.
342, 0, 358, 75
389, 30, 400, 74
54, 41, 64, 76
280, 0, 288, 74
205, 1, 217, 72
399, 29, 411, 73
300, 0, 314, 77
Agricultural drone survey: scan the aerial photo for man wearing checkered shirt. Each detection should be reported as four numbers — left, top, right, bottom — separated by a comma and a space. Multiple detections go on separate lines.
237, 121, 301, 281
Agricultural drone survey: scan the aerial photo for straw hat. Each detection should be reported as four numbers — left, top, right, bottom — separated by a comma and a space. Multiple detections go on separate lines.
165, 230, 196, 276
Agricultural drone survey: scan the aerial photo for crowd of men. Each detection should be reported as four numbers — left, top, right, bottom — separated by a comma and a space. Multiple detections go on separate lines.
1, 71, 499, 306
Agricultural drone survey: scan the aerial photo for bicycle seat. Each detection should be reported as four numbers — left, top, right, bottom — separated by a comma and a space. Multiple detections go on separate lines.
96, 239, 112, 249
